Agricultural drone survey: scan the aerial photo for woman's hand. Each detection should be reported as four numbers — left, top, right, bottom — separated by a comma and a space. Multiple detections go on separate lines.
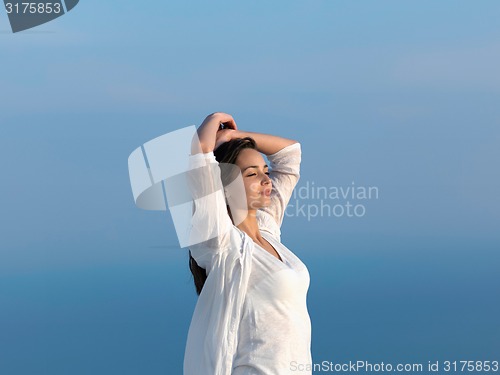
209, 112, 238, 130
196, 112, 238, 153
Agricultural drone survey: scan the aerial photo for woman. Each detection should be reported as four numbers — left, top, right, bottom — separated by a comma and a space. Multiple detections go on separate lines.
184, 112, 312, 375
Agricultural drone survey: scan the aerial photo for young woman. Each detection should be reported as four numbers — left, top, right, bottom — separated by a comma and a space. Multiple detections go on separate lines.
184, 112, 312, 374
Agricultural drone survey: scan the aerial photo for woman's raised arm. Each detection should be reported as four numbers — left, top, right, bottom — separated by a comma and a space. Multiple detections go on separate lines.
186, 113, 243, 270
216, 129, 297, 156
196, 112, 298, 156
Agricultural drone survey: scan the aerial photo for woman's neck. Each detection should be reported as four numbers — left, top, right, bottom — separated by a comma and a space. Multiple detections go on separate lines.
236, 209, 264, 242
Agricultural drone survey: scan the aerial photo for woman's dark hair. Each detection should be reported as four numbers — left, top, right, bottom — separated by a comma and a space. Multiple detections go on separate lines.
189, 137, 257, 295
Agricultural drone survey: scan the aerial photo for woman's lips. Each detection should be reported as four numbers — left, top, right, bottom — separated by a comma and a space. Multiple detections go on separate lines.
260, 188, 271, 197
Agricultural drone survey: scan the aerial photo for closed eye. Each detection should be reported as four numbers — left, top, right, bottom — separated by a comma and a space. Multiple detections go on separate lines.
246, 172, 270, 177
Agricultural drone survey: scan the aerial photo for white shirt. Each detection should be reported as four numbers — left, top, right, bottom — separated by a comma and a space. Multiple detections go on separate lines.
184, 142, 312, 375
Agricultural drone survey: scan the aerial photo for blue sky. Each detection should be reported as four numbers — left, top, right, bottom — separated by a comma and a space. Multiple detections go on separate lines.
1, 1, 499, 374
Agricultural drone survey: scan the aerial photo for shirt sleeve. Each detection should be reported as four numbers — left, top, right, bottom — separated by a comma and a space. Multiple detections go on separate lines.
186, 151, 243, 271
184, 152, 254, 375
258, 142, 301, 233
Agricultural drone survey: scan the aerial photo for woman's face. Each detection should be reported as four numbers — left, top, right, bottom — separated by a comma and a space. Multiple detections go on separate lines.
235, 148, 272, 210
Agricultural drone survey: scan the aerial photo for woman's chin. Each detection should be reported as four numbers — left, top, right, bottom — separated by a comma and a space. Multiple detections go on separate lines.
248, 197, 271, 210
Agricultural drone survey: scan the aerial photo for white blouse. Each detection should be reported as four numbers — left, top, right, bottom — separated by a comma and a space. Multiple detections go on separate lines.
184, 142, 312, 375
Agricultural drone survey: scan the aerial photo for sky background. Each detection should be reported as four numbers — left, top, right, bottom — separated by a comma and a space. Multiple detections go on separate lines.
1, 1, 499, 374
